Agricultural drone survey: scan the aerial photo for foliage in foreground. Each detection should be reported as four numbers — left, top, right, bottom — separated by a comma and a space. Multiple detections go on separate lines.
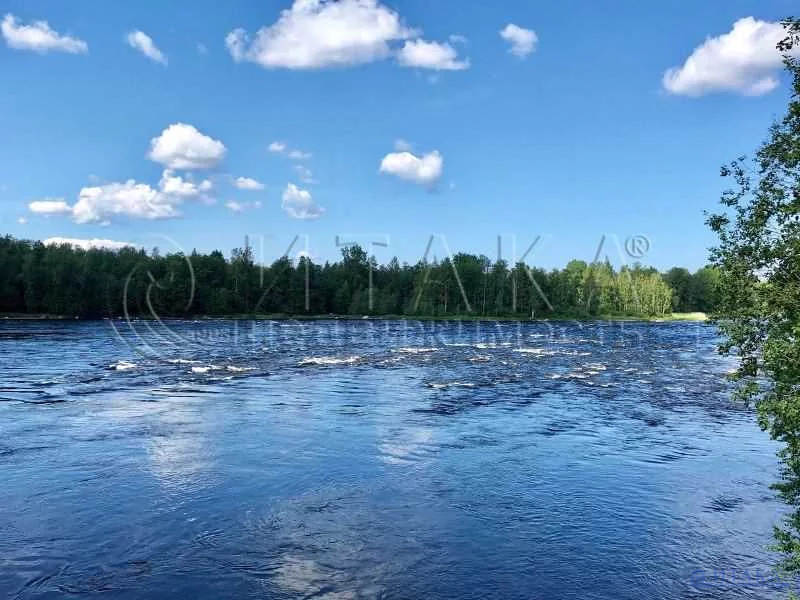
0, 235, 717, 319
708, 17, 800, 570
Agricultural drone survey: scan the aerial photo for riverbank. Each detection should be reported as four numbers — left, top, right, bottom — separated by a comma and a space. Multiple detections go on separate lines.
1, 312, 709, 322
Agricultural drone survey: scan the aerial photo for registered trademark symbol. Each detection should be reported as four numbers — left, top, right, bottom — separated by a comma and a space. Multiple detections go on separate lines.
625, 235, 650, 259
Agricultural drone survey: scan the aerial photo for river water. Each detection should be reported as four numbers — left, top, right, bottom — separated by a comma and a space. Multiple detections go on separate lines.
0, 319, 790, 598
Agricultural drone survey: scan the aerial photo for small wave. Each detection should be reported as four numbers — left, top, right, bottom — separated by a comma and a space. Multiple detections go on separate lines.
706, 495, 744, 513
166, 358, 201, 365
226, 366, 255, 372
109, 360, 137, 371
191, 365, 223, 374
568, 372, 591, 379
298, 356, 361, 367
395, 347, 438, 354
427, 381, 477, 389
514, 348, 556, 356
468, 355, 491, 363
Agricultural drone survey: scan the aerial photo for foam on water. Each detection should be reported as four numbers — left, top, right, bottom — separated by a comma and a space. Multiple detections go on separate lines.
109, 360, 137, 371
395, 347, 439, 354
298, 355, 362, 366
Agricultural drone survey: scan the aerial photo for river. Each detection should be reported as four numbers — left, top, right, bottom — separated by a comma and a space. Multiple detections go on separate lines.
0, 319, 789, 598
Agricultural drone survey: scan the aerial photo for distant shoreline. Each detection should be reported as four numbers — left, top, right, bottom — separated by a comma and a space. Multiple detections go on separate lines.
0, 312, 709, 323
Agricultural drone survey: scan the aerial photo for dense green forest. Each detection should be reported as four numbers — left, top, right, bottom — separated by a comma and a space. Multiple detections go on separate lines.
0, 235, 718, 319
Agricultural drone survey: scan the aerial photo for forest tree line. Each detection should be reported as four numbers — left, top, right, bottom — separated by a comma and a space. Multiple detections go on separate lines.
0, 235, 719, 318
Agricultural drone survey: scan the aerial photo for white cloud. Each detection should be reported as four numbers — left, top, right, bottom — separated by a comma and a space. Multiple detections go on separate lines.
282, 183, 324, 219
28, 170, 216, 226
226, 0, 416, 69
126, 30, 167, 65
1, 14, 87, 54
500, 23, 537, 58
663, 17, 792, 96
394, 139, 413, 152
72, 181, 180, 223
29, 173, 215, 224
225, 200, 263, 213
294, 164, 317, 184
43, 237, 133, 251
269, 141, 312, 160
148, 123, 226, 170
17, 217, 27, 225
396, 39, 469, 70
234, 176, 265, 191
379, 149, 443, 187
158, 169, 213, 199
288, 149, 312, 160
29, 199, 73, 215
25, 129, 220, 225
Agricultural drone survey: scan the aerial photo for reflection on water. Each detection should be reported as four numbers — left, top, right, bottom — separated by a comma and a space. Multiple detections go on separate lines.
0, 319, 788, 599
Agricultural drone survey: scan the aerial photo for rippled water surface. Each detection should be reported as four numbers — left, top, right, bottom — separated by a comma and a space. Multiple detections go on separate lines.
0, 319, 788, 599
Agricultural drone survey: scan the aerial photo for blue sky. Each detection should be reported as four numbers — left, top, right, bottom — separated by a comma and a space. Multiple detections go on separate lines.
1, 0, 797, 270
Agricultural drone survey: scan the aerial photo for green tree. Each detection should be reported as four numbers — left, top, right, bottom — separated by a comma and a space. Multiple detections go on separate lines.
664, 267, 692, 312
708, 18, 800, 570
689, 266, 720, 313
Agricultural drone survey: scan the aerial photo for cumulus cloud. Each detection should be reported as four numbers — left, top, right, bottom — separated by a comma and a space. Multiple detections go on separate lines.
148, 123, 226, 170
268, 141, 287, 153
226, 0, 416, 69
26, 124, 223, 224
500, 23, 537, 58
29, 170, 215, 224
43, 237, 133, 251
126, 30, 167, 65
234, 176, 265, 191
379, 149, 443, 187
72, 181, 179, 223
1, 14, 87, 54
158, 169, 213, 200
663, 17, 793, 96
396, 39, 469, 70
225, 200, 263, 213
282, 183, 324, 219
29, 199, 73, 216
